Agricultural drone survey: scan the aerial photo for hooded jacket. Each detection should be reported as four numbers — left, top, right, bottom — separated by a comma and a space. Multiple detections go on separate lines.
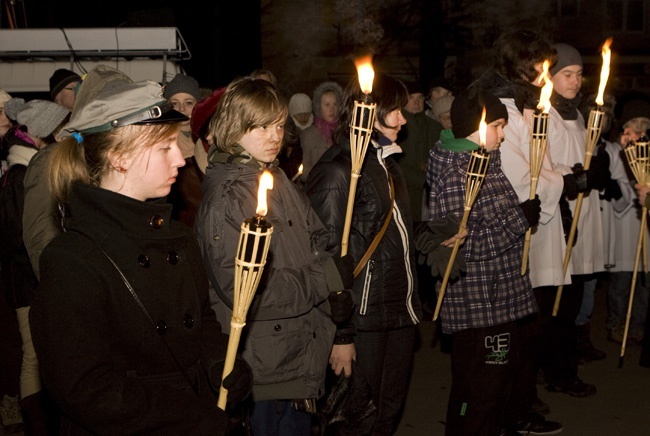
194, 149, 339, 401
305, 134, 422, 332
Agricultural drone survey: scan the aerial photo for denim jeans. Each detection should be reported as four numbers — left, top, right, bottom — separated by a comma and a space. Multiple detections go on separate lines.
607, 271, 650, 335
249, 399, 312, 436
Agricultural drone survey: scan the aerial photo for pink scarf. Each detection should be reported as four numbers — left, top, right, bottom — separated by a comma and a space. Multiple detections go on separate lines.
314, 116, 337, 143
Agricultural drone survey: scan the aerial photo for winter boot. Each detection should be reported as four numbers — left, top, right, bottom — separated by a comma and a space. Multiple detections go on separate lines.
576, 322, 606, 363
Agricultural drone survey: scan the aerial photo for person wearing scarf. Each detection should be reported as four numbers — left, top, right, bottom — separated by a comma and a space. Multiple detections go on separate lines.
547, 43, 610, 387
299, 80, 343, 181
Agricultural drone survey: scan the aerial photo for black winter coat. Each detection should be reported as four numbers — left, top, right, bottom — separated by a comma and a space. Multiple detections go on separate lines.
30, 183, 230, 435
305, 137, 422, 332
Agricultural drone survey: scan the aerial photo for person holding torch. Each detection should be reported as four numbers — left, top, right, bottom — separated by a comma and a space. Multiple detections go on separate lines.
546, 42, 611, 390
475, 28, 569, 431
426, 87, 547, 436
28, 70, 248, 435
305, 73, 424, 435
195, 77, 355, 436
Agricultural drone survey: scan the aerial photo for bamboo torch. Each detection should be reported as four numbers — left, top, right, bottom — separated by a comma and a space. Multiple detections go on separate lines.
553, 38, 612, 316
218, 170, 274, 410
521, 60, 554, 275
619, 138, 650, 367
433, 108, 491, 321
341, 56, 377, 256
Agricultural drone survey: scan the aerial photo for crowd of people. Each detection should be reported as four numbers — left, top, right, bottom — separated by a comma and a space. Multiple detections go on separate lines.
1, 27, 650, 436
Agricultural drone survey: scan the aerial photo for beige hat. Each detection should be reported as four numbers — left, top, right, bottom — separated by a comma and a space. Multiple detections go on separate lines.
289, 93, 312, 117
433, 94, 454, 121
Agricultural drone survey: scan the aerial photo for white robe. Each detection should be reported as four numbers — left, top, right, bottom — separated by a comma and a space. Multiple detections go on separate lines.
601, 139, 650, 272
499, 98, 572, 287
547, 106, 606, 275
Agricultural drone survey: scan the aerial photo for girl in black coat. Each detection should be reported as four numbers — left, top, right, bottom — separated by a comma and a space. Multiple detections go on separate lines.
28, 67, 252, 435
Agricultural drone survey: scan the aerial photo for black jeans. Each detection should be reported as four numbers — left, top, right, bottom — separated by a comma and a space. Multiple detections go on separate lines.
338, 325, 417, 436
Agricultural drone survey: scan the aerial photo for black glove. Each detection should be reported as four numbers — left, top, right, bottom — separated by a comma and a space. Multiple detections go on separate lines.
518, 195, 541, 228
562, 173, 580, 200
559, 195, 577, 246
328, 290, 355, 325
333, 253, 355, 289
214, 357, 253, 409
415, 214, 466, 280
586, 152, 611, 191
600, 178, 623, 201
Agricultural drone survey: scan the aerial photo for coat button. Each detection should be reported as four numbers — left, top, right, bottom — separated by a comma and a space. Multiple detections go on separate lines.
138, 255, 150, 268
167, 251, 179, 265
156, 320, 167, 335
312, 332, 316, 339
183, 314, 194, 328
274, 324, 281, 331
149, 215, 164, 228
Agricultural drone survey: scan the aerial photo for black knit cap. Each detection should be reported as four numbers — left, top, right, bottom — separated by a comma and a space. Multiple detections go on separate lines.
451, 88, 508, 139
49, 69, 82, 99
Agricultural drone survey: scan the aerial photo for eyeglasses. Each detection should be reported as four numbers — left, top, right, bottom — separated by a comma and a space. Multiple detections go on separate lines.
63, 86, 77, 92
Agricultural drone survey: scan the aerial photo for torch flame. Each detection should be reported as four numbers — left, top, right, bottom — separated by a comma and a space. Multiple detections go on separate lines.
595, 38, 613, 106
479, 107, 487, 147
355, 55, 375, 95
298, 163, 303, 174
537, 60, 554, 114
256, 170, 274, 217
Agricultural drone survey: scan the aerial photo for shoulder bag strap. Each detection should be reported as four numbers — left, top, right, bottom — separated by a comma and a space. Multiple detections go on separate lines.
76, 232, 200, 396
353, 174, 395, 278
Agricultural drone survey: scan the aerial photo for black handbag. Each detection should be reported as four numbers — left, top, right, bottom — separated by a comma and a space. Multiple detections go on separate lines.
321, 361, 377, 426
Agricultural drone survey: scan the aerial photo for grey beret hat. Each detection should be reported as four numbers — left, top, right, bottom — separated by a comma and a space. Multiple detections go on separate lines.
61, 69, 187, 137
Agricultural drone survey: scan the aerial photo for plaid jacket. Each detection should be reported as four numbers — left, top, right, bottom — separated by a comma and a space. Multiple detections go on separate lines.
426, 144, 538, 334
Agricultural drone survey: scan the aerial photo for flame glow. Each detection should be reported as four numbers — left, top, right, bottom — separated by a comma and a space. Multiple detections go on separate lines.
596, 38, 613, 106
479, 107, 487, 147
298, 163, 303, 174
537, 60, 554, 113
256, 170, 274, 217
355, 55, 375, 94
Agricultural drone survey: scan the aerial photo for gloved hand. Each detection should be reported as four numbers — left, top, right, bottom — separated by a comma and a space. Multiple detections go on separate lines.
571, 163, 589, 193
600, 178, 623, 201
328, 290, 355, 325
213, 357, 253, 409
415, 214, 466, 280
333, 253, 355, 289
559, 195, 577, 246
586, 152, 611, 191
518, 195, 541, 227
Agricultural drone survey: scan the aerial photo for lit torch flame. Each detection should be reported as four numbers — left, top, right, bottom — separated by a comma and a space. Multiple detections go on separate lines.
478, 107, 487, 147
596, 38, 613, 106
355, 55, 375, 95
256, 170, 273, 217
537, 60, 554, 114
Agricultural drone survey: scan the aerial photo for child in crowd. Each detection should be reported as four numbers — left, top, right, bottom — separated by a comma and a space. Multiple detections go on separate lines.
426, 87, 556, 435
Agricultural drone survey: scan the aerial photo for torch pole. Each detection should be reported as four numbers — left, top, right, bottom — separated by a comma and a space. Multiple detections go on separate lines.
433, 146, 490, 321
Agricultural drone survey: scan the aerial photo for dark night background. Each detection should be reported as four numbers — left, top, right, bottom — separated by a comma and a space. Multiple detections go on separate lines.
5, 0, 263, 89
